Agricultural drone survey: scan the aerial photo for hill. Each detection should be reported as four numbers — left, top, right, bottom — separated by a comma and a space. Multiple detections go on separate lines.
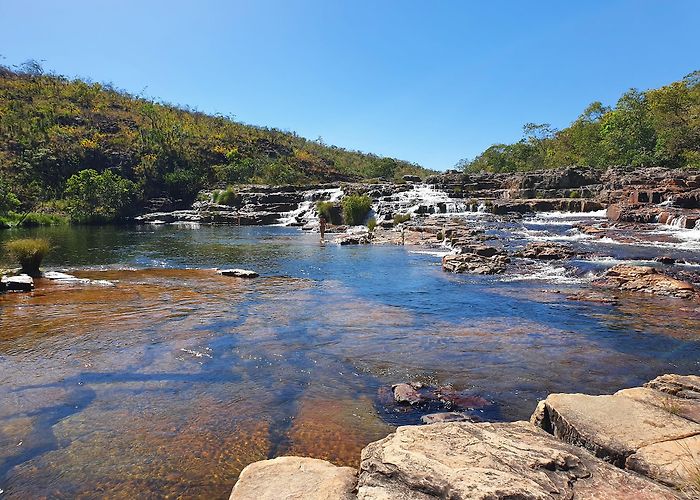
0, 62, 430, 222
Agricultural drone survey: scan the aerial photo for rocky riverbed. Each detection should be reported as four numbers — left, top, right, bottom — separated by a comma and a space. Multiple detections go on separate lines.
231, 374, 700, 499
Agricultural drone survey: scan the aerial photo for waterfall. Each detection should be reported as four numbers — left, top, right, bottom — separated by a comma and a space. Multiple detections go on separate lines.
278, 187, 343, 226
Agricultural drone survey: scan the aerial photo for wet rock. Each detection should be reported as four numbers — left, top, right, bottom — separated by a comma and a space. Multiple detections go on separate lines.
566, 292, 619, 305
402, 175, 421, 182
229, 456, 357, 500
420, 412, 474, 424
514, 242, 578, 260
442, 253, 509, 274
42, 271, 115, 287
392, 383, 422, 405
357, 421, 677, 499
594, 264, 698, 299
656, 255, 676, 265
1, 274, 34, 292
218, 269, 259, 278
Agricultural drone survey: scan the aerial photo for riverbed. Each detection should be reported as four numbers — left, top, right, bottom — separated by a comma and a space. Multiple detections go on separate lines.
1, 219, 699, 498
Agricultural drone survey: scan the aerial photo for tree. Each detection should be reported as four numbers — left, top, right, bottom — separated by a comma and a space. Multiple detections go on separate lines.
64, 169, 138, 223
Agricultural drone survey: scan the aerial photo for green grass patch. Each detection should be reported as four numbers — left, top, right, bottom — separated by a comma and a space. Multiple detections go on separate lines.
4, 238, 52, 277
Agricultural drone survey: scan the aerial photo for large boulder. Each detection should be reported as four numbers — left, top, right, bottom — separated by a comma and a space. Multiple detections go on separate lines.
531, 386, 700, 491
230, 456, 356, 500
594, 264, 698, 299
442, 253, 509, 275
357, 421, 678, 499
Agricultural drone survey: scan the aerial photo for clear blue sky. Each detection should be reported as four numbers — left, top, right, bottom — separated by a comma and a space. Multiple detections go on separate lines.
1, 1, 698, 170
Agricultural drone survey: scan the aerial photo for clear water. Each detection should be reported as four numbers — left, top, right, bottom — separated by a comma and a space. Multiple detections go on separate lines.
1, 222, 699, 498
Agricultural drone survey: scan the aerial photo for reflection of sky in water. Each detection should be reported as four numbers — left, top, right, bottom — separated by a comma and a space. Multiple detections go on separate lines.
0, 223, 699, 498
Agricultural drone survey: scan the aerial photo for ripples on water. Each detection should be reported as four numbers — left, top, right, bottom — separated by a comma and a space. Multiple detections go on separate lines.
0, 221, 699, 498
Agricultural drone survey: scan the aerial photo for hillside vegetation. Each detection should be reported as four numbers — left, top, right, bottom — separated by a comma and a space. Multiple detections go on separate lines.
460, 71, 700, 173
0, 61, 429, 223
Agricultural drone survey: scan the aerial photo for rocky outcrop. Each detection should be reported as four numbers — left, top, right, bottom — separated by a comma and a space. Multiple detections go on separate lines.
442, 252, 509, 274
337, 232, 372, 245
229, 456, 356, 500
531, 374, 700, 491
357, 421, 678, 499
594, 264, 698, 299
514, 242, 578, 260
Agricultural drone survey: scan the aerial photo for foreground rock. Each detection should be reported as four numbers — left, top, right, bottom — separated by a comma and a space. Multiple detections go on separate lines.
218, 269, 259, 278
230, 456, 356, 500
442, 252, 509, 274
532, 374, 700, 490
1, 274, 34, 291
594, 264, 698, 299
358, 421, 677, 499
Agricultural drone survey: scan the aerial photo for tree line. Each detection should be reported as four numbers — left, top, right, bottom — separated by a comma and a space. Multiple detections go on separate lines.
459, 71, 700, 173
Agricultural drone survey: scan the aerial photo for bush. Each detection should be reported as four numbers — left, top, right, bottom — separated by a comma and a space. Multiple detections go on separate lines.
367, 217, 377, 232
569, 190, 581, 199
213, 186, 242, 206
436, 231, 444, 241
341, 195, 372, 226
4, 238, 51, 277
19, 212, 68, 227
64, 169, 138, 224
393, 213, 411, 225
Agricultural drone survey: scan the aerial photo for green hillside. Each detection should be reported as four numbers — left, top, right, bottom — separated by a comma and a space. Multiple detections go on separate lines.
0, 62, 430, 223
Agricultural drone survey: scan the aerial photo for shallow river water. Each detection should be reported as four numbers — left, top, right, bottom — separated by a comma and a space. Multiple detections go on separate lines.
1, 217, 699, 498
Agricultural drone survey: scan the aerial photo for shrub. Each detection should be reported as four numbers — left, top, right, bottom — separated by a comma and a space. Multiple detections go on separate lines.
569, 190, 581, 199
64, 169, 138, 224
341, 195, 372, 226
436, 231, 444, 241
316, 201, 342, 224
393, 213, 411, 225
19, 212, 68, 227
367, 217, 377, 232
213, 186, 242, 206
4, 238, 51, 277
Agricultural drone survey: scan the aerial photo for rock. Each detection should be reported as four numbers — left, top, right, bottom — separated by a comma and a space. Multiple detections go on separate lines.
656, 256, 676, 265
442, 253, 509, 274
1, 274, 34, 292
420, 412, 473, 424
615, 387, 700, 424
42, 271, 115, 287
530, 392, 700, 468
338, 232, 372, 245
229, 456, 356, 500
514, 242, 578, 260
357, 421, 677, 499
645, 374, 700, 400
626, 434, 700, 490
594, 264, 698, 299
218, 269, 259, 278
402, 175, 421, 182
392, 383, 422, 405
566, 292, 619, 304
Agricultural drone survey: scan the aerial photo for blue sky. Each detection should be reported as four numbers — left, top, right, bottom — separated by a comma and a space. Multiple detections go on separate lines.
1, 1, 698, 171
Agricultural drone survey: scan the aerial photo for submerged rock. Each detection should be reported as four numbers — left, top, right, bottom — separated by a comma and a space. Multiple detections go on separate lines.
420, 412, 474, 424
392, 383, 422, 405
357, 421, 677, 499
1, 274, 34, 292
218, 269, 259, 278
594, 264, 698, 299
230, 456, 356, 500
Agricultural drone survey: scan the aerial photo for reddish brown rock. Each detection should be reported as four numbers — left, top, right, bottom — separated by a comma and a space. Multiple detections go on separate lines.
594, 264, 698, 300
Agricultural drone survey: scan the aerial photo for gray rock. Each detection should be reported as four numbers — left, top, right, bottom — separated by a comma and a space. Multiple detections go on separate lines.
392, 383, 421, 405
218, 269, 259, 278
1, 274, 34, 292
420, 412, 473, 424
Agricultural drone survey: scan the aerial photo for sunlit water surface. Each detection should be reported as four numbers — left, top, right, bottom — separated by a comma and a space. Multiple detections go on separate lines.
1, 223, 699, 498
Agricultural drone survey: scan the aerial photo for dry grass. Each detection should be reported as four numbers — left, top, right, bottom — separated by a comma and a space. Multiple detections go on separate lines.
4, 238, 51, 277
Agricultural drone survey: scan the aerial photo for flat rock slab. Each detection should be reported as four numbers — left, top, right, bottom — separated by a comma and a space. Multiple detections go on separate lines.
1, 274, 34, 291
230, 456, 356, 500
627, 434, 700, 491
616, 387, 700, 424
646, 374, 700, 400
531, 393, 700, 467
357, 421, 678, 499
218, 269, 259, 278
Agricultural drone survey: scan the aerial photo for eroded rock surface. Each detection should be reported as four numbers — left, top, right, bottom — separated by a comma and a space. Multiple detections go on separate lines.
357, 421, 678, 499
594, 264, 698, 299
514, 242, 578, 260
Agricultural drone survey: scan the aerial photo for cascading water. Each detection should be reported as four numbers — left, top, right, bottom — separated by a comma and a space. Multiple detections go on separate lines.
372, 184, 472, 222
279, 187, 343, 226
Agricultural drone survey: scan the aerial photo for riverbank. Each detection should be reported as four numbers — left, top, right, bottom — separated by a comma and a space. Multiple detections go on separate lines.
231, 374, 700, 499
